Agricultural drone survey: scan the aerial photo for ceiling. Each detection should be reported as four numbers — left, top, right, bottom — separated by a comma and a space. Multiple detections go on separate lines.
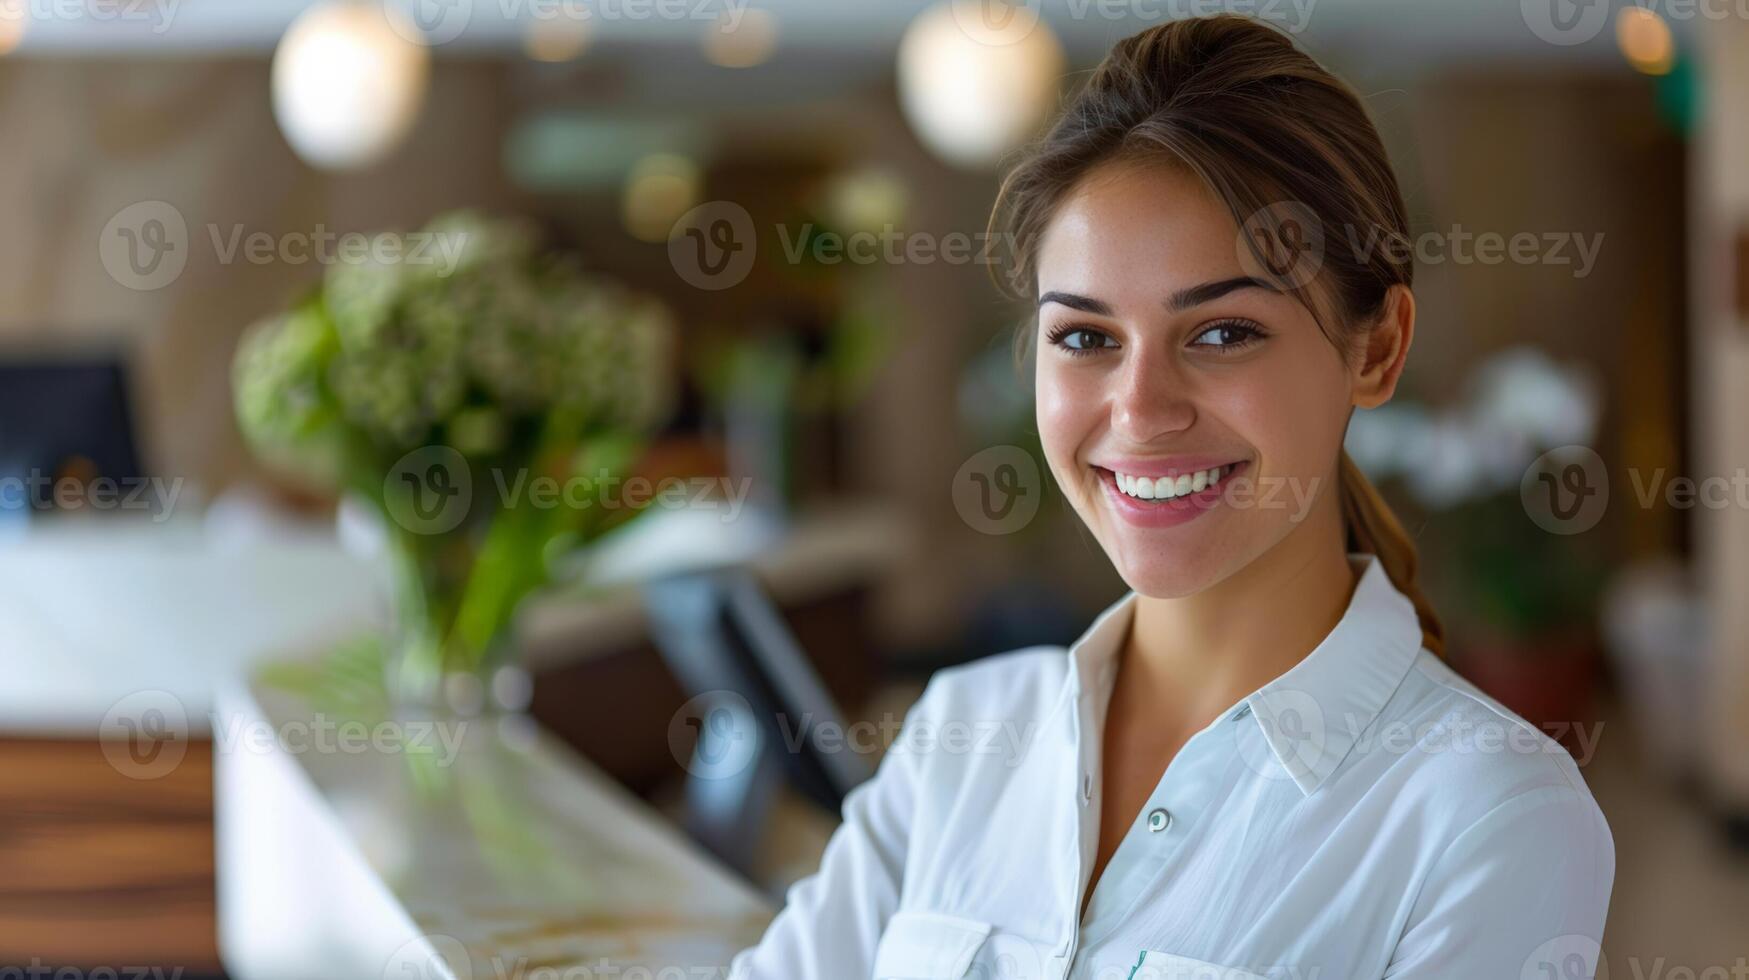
4, 0, 1659, 72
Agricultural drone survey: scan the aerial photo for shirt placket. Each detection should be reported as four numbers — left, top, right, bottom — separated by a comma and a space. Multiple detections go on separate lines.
1044, 657, 1112, 980
1070, 703, 1250, 973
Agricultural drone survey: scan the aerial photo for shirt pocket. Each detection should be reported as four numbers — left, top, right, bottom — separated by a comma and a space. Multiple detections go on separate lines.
871, 910, 993, 979
1129, 950, 1269, 980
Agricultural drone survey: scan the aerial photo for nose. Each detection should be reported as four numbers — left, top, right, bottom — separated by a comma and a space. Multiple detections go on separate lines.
1110, 349, 1195, 444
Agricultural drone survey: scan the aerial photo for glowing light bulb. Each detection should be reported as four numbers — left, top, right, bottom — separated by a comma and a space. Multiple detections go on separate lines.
703, 8, 777, 68
623, 153, 702, 243
0, 0, 27, 57
1616, 7, 1675, 76
898, 1, 1064, 169
524, 14, 589, 63
272, 2, 431, 170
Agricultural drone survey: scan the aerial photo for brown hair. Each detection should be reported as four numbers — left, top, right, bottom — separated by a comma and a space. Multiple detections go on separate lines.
991, 13, 1445, 658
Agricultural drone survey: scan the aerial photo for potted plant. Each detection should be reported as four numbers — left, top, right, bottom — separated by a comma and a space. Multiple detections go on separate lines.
1439, 490, 1609, 742
1347, 346, 1608, 746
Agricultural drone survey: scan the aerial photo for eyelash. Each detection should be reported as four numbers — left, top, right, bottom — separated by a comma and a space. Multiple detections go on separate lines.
1044, 319, 1269, 357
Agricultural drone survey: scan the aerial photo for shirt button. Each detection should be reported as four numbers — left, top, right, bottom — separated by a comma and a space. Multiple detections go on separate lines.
1081, 773, 1092, 803
1147, 807, 1172, 833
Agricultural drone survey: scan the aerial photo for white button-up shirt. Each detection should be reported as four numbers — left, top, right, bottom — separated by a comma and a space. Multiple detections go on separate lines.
730, 553, 1615, 980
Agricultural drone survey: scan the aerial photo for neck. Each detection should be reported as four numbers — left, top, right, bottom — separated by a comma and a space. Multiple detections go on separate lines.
1119, 493, 1359, 727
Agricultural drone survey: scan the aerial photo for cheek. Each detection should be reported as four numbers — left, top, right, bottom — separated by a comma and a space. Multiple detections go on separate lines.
1218, 350, 1350, 475
1034, 361, 1097, 467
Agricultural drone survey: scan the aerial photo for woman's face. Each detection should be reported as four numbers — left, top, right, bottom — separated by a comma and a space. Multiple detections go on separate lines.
1034, 159, 1360, 598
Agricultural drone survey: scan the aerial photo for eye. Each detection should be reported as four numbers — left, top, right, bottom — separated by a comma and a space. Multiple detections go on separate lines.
1189, 319, 1267, 351
1046, 324, 1118, 356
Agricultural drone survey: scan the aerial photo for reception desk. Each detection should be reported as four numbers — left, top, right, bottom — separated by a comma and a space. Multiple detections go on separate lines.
2, 502, 903, 974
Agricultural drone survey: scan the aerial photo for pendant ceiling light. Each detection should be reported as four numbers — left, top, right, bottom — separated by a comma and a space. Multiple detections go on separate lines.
272, 2, 431, 171
897, 1, 1064, 169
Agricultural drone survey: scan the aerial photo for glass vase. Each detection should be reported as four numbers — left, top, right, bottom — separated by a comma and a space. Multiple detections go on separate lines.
381, 509, 533, 718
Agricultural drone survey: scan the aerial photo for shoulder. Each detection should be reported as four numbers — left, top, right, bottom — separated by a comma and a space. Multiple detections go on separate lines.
1376, 658, 1616, 974
908, 645, 1071, 724
1368, 650, 1614, 863
1406, 652, 1600, 796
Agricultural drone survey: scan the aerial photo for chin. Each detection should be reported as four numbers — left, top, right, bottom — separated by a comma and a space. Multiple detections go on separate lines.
1108, 533, 1241, 598
1119, 566, 1211, 599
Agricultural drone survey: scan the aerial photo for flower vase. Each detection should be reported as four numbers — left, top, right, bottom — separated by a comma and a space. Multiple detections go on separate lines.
381, 508, 533, 718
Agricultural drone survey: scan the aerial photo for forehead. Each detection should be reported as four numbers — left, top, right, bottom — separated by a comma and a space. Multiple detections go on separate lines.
1035, 159, 1245, 302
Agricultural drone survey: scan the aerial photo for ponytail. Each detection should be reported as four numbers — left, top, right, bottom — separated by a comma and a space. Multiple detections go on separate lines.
1338, 450, 1446, 658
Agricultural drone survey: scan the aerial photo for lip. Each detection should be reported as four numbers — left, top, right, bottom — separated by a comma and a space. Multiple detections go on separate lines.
1091, 455, 1245, 480
1093, 460, 1248, 529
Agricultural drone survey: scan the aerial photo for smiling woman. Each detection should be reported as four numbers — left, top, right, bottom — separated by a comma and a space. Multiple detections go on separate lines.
727, 14, 1614, 980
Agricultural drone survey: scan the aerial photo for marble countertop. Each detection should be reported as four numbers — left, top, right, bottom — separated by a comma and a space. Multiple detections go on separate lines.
216, 674, 775, 979
0, 520, 384, 733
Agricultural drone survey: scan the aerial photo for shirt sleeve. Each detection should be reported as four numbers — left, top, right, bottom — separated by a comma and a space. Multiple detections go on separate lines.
1382, 783, 1616, 979
726, 684, 929, 980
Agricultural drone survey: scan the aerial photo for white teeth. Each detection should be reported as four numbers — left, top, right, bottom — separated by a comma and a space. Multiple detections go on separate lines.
1111, 465, 1230, 501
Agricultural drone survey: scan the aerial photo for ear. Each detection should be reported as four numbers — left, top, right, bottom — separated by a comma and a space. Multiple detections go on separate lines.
1352, 284, 1415, 410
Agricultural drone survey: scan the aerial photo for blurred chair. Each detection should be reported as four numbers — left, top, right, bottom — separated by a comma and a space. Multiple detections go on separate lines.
642, 568, 870, 879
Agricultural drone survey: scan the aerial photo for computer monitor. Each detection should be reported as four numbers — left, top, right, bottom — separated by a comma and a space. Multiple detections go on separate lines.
0, 353, 144, 520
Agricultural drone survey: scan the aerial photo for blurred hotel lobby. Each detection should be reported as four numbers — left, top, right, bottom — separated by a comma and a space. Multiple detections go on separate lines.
1, 0, 1748, 977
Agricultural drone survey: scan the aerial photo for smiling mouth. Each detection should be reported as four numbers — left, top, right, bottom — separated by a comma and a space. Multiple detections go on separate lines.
1094, 461, 1247, 503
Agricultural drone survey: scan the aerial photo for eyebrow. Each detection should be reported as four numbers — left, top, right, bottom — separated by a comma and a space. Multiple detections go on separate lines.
1166, 276, 1277, 312
1037, 276, 1277, 317
1036, 291, 1112, 316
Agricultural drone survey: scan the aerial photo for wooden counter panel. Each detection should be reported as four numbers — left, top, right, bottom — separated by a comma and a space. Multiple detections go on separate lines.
0, 737, 221, 974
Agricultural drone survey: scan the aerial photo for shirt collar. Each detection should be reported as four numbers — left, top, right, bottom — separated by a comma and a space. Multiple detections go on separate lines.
1063, 552, 1425, 797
